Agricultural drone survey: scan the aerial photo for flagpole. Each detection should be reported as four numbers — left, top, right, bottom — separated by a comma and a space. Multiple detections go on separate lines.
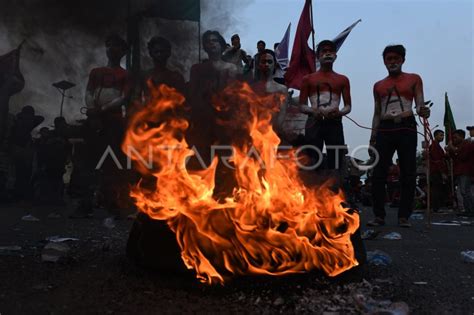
424, 126, 432, 228
309, 0, 316, 53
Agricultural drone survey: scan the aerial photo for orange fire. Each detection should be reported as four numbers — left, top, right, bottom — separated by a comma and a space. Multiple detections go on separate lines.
123, 83, 359, 284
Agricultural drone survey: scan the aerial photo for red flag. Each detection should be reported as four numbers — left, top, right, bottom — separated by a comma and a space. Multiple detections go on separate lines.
284, 0, 315, 90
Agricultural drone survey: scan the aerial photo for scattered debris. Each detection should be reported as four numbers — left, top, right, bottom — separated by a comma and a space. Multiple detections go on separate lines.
432, 222, 460, 226
431, 220, 472, 226
41, 242, 70, 262
410, 213, 424, 220
352, 292, 409, 315
102, 241, 111, 252
374, 278, 393, 284
127, 213, 138, 220
461, 251, 474, 264
383, 232, 402, 240
0, 245, 22, 251
103, 217, 116, 229
361, 229, 380, 240
32, 283, 54, 292
273, 297, 285, 306
45, 236, 79, 243
21, 214, 40, 222
367, 250, 392, 266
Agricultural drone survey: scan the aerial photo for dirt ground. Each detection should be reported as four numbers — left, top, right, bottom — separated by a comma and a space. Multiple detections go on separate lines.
0, 200, 473, 314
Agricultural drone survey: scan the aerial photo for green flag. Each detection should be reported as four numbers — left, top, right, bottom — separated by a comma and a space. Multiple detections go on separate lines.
443, 92, 456, 144
145, 0, 200, 21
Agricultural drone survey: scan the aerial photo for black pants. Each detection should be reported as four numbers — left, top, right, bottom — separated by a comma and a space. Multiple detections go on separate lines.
372, 117, 417, 219
304, 117, 345, 170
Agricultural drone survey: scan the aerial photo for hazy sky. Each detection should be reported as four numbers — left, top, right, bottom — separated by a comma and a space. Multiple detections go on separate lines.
222, 0, 473, 159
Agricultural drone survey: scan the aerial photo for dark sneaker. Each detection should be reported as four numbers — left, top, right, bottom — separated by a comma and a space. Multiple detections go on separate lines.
398, 218, 412, 228
367, 217, 385, 226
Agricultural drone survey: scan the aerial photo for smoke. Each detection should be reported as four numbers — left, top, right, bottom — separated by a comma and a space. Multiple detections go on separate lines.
0, 0, 253, 129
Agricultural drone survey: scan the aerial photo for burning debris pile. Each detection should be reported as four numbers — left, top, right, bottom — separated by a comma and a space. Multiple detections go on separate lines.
123, 83, 360, 284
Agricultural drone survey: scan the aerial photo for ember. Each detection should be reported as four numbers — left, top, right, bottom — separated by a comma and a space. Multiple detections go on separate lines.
123, 83, 359, 284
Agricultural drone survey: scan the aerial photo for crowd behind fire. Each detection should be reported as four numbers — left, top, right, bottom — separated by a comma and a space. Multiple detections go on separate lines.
0, 31, 473, 230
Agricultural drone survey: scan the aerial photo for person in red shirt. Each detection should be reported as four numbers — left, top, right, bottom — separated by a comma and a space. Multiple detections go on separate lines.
298, 40, 352, 173
429, 130, 448, 212
447, 129, 474, 216
367, 45, 430, 227
71, 34, 130, 219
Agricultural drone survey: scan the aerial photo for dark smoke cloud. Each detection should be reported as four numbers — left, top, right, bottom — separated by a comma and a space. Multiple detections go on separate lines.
0, 0, 253, 128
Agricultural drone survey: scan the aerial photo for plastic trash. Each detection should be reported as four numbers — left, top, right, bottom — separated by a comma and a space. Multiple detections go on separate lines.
361, 229, 380, 240
432, 221, 460, 226
367, 250, 392, 266
0, 246, 22, 251
47, 213, 61, 219
461, 251, 474, 264
383, 232, 402, 240
45, 236, 79, 243
103, 217, 116, 229
21, 214, 40, 221
41, 242, 70, 262
410, 213, 424, 220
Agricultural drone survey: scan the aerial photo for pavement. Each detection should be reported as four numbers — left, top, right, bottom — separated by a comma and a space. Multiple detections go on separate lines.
0, 199, 473, 314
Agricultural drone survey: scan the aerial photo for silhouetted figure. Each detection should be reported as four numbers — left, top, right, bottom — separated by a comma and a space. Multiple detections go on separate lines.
9, 105, 44, 201
32, 122, 70, 206
71, 34, 131, 218
187, 30, 239, 168
140, 36, 185, 101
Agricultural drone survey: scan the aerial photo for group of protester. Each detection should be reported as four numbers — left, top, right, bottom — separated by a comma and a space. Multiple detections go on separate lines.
429, 127, 474, 215
0, 30, 472, 231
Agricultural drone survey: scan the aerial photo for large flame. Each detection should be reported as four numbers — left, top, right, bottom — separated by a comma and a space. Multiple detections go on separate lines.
123, 83, 359, 284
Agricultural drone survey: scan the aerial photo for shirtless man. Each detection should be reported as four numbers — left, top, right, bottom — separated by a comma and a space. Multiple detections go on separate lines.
299, 40, 351, 171
222, 34, 250, 73
141, 36, 185, 100
252, 49, 288, 136
367, 44, 430, 227
187, 30, 239, 167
